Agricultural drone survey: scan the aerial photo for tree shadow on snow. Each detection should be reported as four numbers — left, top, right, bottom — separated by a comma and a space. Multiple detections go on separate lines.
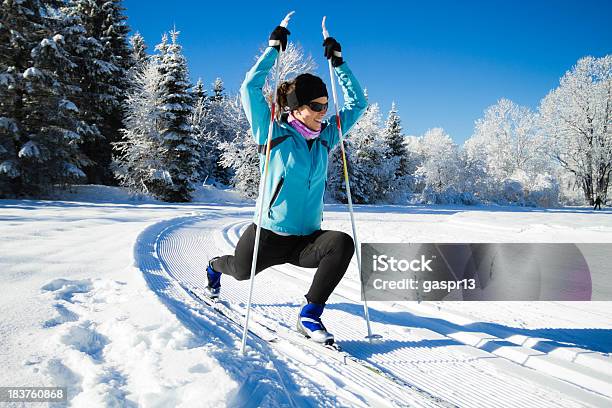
462, 321, 612, 354
324, 302, 612, 358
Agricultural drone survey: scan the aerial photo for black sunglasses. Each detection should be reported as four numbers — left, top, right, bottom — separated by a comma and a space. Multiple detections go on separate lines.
307, 101, 328, 112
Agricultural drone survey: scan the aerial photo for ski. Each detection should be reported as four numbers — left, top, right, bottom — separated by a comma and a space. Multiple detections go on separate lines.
181, 283, 457, 408
183, 284, 278, 343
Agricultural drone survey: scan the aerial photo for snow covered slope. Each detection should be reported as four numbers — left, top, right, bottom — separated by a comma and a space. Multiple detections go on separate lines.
1, 186, 611, 407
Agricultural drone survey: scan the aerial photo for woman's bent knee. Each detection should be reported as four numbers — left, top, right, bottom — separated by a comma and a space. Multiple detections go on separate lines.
338, 231, 355, 255
234, 265, 252, 281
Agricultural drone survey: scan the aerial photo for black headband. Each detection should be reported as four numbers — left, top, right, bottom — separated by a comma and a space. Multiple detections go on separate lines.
285, 73, 328, 110
286, 91, 300, 110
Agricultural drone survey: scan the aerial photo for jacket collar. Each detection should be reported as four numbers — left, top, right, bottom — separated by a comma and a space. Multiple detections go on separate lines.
278, 112, 328, 133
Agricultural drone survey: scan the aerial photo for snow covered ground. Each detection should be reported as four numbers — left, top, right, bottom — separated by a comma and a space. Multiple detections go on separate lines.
1, 185, 611, 407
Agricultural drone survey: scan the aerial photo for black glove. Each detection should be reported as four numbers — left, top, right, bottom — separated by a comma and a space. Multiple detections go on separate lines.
269, 26, 290, 51
323, 37, 343, 67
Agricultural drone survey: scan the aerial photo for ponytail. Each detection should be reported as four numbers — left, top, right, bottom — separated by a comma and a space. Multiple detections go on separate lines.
275, 80, 296, 120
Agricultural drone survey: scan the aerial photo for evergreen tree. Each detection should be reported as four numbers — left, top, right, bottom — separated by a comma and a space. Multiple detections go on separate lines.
212, 78, 224, 102
126, 31, 148, 88
384, 102, 406, 158
112, 59, 170, 197
202, 76, 239, 185
114, 29, 198, 202
64, 0, 131, 185
192, 78, 208, 101
154, 28, 199, 201
128, 31, 148, 69
383, 102, 412, 202
326, 144, 347, 203
1, 0, 45, 195
0, 0, 87, 197
154, 32, 169, 60
329, 103, 394, 204
190, 78, 215, 181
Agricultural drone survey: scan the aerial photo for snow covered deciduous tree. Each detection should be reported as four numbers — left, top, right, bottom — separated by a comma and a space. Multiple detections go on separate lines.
467, 99, 547, 179
215, 94, 257, 196
262, 42, 317, 104
325, 143, 346, 203
219, 130, 260, 199
216, 43, 317, 197
539, 55, 612, 204
416, 128, 468, 204
556, 168, 587, 205
464, 98, 556, 206
457, 146, 488, 203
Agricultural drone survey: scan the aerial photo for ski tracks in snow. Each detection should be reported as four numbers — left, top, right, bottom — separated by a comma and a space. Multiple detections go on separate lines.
141, 215, 423, 408
143, 214, 612, 407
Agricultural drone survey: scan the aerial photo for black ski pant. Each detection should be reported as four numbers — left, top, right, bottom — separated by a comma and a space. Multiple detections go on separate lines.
211, 223, 354, 305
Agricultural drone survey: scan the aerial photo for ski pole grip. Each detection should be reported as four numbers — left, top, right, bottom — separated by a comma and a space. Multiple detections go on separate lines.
322, 16, 330, 39
280, 11, 295, 28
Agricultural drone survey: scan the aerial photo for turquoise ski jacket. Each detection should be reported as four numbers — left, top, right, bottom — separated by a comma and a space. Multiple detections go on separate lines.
240, 46, 367, 236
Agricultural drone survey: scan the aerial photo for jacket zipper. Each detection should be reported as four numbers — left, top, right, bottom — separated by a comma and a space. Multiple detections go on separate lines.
303, 139, 318, 230
268, 176, 284, 218
278, 121, 319, 232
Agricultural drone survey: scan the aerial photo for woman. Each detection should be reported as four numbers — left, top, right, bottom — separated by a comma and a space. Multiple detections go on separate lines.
205, 24, 367, 344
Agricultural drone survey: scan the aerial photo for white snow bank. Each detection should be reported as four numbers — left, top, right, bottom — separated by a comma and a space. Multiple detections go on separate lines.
57, 184, 251, 206
59, 184, 160, 203
190, 184, 253, 205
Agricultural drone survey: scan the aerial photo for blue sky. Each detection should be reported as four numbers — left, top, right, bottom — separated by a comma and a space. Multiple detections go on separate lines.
123, 0, 611, 144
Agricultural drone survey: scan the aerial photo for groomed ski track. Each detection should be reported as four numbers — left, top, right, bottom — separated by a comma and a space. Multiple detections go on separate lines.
136, 213, 612, 407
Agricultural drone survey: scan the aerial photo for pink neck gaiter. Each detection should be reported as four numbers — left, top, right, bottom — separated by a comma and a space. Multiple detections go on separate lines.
288, 112, 321, 140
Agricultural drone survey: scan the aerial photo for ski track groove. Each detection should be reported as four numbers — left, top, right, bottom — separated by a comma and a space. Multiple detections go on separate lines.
147, 219, 344, 407
219, 217, 612, 407
185, 217, 604, 407
223, 221, 612, 394
262, 219, 612, 389
151, 214, 609, 408
157, 218, 438, 407
152, 219, 405, 407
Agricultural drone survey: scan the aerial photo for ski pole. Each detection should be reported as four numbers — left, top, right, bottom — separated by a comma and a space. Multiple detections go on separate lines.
322, 16, 381, 342
241, 11, 295, 355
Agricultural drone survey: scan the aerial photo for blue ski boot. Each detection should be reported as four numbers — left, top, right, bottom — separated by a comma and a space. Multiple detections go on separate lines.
297, 302, 334, 345
203, 257, 221, 299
